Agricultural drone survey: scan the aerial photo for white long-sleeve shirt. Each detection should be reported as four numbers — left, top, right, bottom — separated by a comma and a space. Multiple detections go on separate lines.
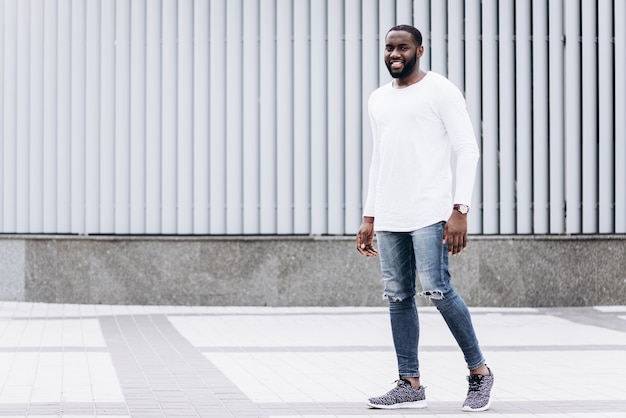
363, 71, 480, 232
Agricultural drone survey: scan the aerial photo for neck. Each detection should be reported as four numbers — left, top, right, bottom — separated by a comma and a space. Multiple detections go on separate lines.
393, 69, 427, 88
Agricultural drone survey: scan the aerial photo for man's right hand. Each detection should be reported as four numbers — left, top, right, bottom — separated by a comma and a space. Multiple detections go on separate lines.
356, 216, 378, 257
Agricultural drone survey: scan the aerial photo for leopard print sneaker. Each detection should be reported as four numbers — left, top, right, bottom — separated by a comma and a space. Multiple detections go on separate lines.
367, 379, 427, 409
462, 367, 494, 412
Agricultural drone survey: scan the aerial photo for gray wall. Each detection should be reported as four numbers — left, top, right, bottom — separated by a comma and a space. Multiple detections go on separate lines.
1, 235, 624, 307
1, 0, 625, 236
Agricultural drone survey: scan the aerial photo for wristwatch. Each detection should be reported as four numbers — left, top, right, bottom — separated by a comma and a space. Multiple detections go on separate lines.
453, 204, 470, 215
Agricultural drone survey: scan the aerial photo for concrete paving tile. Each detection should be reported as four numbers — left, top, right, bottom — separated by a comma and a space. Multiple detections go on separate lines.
124, 391, 157, 399
0, 303, 624, 417
126, 407, 165, 415
125, 414, 164, 418
125, 400, 160, 408
160, 409, 200, 416
94, 407, 131, 415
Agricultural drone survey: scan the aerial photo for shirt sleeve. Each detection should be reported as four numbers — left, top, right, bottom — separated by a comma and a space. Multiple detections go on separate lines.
363, 95, 380, 217
438, 83, 480, 206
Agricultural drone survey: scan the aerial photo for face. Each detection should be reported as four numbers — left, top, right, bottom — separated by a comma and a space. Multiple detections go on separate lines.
384, 30, 422, 79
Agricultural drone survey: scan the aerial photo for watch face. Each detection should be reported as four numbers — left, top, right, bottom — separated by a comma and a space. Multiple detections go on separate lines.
455, 204, 469, 214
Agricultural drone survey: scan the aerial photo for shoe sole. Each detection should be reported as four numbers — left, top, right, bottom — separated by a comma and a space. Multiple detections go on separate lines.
462, 400, 491, 412
367, 400, 427, 409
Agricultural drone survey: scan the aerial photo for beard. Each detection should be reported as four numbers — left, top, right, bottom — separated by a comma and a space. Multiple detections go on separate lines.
386, 52, 418, 79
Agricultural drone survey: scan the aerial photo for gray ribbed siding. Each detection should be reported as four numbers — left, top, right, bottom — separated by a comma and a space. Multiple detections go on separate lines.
0, 0, 624, 235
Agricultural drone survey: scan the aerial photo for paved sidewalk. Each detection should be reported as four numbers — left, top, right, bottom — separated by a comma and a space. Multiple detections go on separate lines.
0, 302, 624, 417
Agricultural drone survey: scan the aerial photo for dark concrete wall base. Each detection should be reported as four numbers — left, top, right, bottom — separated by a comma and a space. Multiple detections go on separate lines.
1, 235, 624, 307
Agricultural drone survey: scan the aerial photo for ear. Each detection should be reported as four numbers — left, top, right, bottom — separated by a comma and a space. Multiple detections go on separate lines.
417, 45, 424, 59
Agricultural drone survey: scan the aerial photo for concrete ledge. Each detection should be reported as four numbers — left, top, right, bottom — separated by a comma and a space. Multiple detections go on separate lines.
0, 235, 624, 307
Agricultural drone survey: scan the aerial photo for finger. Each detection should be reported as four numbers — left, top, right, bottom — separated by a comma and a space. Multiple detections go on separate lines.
455, 233, 466, 253
357, 236, 373, 256
365, 245, 378, 257
449, 236, 460, 255
359, 246, 376, 257
445, 235, 454, 253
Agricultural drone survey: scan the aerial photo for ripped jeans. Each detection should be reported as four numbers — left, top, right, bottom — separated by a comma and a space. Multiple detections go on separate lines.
377, 222, 485, 378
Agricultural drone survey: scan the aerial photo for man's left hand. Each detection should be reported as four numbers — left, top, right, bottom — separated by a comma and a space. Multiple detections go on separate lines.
443, 211, 468, 256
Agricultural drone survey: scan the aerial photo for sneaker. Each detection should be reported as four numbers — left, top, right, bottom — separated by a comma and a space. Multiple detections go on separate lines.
367, 379, 427, 409
462, 367, 494, 412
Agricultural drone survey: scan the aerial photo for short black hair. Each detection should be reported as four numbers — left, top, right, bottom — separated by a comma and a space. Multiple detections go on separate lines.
387, 25, 423, 47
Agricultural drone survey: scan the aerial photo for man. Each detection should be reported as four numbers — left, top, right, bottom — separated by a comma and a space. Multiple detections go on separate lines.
356, 25, 493, 412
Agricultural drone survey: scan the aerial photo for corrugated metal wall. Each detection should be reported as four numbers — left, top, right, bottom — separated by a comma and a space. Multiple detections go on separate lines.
0, 0, 624, 235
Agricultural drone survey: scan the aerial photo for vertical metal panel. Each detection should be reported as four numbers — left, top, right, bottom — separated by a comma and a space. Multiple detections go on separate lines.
259, 0, 277, 233
161, 0, 178, 234
548, 0, 565, 233
145, 0, 162, 232
276, 0, 294, 234
0, 0, 4, 230
3, 0, 17, 231
481, 0, 499, 234
532, 0, 549, 233
465, 0, 482, 234
327, 0, 345, 234
344, 0, 362, 233
242, 0, 260, 233
582, 0, 598, 232
310, 0, 327, 234
378, 0, 394, 85
71, 0, 86, 233
100, 0, 115, 232
85, 0, 101, 233
616, 0, 626, 233
445, 0, 460, 224
515, 0, 532, 234
226, 0, 245, 233
29, 0, 44, 232
130, 0, 146, 233
498, 0, 516, 234
42, 0, 58, 232
193, 0, 210, 234
413, 0, 430, 70
361, 0, 378, 215
429, 0, 446, 75
177, 0, 194, 234
115, 0, 131, 234
581, 0, 597, 233
528, 0, 550, 234
16, 0, 30, 233
446, 0, 463, 90
293, 0, 311, 233
209, 0, 227, 234
57, 0, 72, 232
597, 0, 614, 233
396, 0, 412, 23
564, 0, 582, 234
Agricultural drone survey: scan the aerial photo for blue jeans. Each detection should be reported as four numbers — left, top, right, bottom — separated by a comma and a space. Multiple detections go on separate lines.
377, 222, 485, 378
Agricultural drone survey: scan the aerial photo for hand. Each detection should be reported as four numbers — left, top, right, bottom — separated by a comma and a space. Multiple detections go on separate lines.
443, 211, 468, 256
356, 217, 378, 257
